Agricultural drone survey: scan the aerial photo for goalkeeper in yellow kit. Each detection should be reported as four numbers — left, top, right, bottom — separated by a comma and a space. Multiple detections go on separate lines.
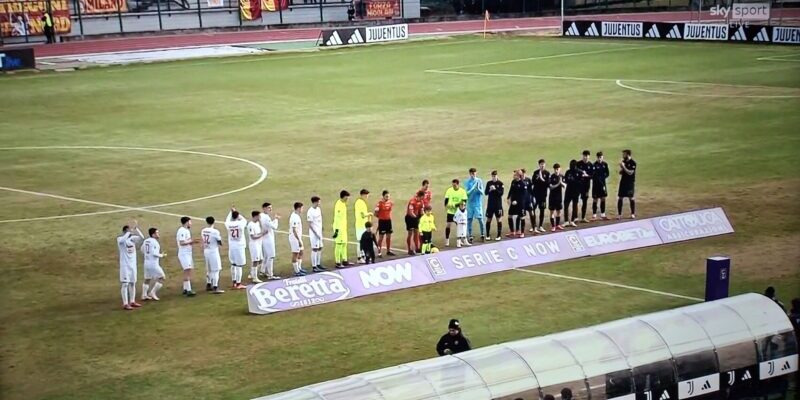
333, 190, 353, 268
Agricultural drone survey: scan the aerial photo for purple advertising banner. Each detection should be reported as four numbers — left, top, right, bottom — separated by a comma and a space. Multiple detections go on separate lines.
423, 232, 588, 282
652, 207, 733, 244
247, 208, 733, 314
577, 219, 662, 256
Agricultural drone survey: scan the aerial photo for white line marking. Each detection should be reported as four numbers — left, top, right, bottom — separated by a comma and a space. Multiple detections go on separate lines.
436, 45, 662, 71
0, 146, 268, 222
0, 146, 405, 251
757, 54, 800, 62
513, 268, 703, 302
615, 79, 800, 99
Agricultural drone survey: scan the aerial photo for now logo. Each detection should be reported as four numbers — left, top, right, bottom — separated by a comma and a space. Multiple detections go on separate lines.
359, 262, 413, 289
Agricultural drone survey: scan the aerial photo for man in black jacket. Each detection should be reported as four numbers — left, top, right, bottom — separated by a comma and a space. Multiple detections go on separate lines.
436, 319, 472, 356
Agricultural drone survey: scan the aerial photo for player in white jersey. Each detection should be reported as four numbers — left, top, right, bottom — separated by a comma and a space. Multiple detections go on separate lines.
176, 216, 197, 297
259, 202, 281, 280
289, 202, 306, 277
117, 221, 144, 310
247, 211, 265, 284
225, 208, 248, 290
141, 227, 167, 301
307, 196, 327, 273
201, 216, 225, 294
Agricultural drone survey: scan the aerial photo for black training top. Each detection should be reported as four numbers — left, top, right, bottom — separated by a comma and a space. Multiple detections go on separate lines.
485, 179, 505, 209
620, 158, 637, 184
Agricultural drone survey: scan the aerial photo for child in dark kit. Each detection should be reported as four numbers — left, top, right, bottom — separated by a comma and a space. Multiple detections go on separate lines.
359, 221, 378, 264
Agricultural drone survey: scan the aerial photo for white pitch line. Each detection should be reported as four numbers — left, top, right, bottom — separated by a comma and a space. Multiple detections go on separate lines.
614, 79, 800, 99
426, 69, 800, 91
513, 268, 703, 302
0, 146, 268, 221
757, 54, 800, 62
436, 45, 662, 71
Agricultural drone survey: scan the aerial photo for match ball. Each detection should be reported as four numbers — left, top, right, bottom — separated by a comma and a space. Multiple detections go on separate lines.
431, 247, 439, 253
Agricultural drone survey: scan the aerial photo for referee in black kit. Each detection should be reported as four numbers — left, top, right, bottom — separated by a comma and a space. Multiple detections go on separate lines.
617, 149, 637, 219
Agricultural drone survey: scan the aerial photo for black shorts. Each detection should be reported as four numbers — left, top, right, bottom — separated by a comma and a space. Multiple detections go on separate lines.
618, 183, 635, 198
548, 195, 563, 211
580, 184, 590, 200
404, 215, 419, 231
485, 207, 503, 219
534, 193, 547, 208
421, 231, 432, 242
446, 213, 455, 223
378, 219, 393, 234
508, 204, 523, 216
592, 183, 608, 198
564, 190, 579, 204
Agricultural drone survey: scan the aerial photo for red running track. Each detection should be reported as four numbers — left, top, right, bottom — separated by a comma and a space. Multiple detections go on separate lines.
14, 10, 800, 58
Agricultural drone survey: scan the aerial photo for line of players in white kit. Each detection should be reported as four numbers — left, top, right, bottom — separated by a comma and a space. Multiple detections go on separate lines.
116, 201, 326, 310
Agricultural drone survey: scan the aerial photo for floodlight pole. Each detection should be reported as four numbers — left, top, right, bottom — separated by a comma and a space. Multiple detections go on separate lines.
560, 0, 564, 35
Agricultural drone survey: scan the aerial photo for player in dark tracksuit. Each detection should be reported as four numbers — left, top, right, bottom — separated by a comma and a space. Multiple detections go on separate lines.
506, 171, 526, 238
563, 160, 582, 227
617, 149, 637, 219
548, 163, 565, 231
576, 150, 595, 223
592, 151, 610, 220
531, 159, 550, 233
484, 170, 504, 241
520, 169, 533, 235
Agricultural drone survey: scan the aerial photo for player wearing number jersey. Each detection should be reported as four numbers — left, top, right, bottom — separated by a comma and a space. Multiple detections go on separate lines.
307, 196, 326, 273
201, 216, 225, 294
141, 228, 166, 302
354, 189, 372, 263
333, 190, 351, 268
176, 216, 197, 297
259, 203, 281, 280
225, 209, 248, 290
289, 202, 306, 276
118, 222, 144, 310
247, 211, 264, 284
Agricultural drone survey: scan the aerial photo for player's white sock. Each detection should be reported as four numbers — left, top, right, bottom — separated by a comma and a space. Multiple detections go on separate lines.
206, 274, 211, 285
266, 259, 274, 277
293, 261, 299, 273
211, 271, 219, 288
250, 266, 257, 280
237, 266, 244, 283
142, 283, 149, 298
259, 263, 266, 274
184, 280, 192, 292
121, 283, 129, 305
151, 282, 162, 297
128, 284, 136, 303
297, 259, 303, 272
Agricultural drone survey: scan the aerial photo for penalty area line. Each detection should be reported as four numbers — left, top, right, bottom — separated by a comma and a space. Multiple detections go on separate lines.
513, 268, 703, 302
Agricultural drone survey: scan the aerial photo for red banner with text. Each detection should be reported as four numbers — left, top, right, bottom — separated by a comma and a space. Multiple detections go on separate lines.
364, 0, 399, 19
79, 0, 128, 14
0, 0, 71, 37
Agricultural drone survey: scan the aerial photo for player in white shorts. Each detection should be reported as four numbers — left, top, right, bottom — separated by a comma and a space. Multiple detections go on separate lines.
201, 216, 225, 294
141, 227, 167, 301
289, 202, 306, 277
247, 211, 265, 284
307, 196, 327, 273
259, 202, 281, 280
225, 208, 248, 290
176, 216, 197, 297
117, 221, 144, 310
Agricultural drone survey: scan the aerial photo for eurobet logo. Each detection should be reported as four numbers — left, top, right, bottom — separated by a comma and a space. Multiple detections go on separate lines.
710, 3, 770, 21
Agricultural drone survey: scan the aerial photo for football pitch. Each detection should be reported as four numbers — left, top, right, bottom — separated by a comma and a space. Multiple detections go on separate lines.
1, 35, 799, 400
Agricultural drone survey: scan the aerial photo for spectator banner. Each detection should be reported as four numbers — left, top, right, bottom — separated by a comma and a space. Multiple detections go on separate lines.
261, 0, 287, 12
239, 0, 261, 21
364, 0, 400, 19
247, 208, 734, 314
0, 47, 35, 70
79, 0, 128, 14
365, 23, 408, 43
563, 20, 799, 45
0, 0, 71, 37
652, 208, 733, 244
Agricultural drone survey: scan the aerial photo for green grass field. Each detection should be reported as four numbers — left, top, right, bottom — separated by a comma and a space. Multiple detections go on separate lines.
1, 36, 799, 400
